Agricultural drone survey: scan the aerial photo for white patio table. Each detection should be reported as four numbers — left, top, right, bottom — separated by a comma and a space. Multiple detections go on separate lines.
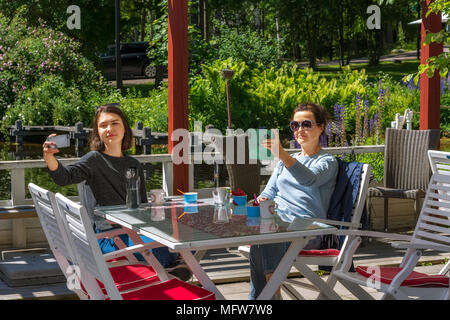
94, 198, 337, 300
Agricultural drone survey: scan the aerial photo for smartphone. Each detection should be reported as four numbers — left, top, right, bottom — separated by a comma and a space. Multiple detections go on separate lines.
47, 134, 70, 149
248, 129, 273, 161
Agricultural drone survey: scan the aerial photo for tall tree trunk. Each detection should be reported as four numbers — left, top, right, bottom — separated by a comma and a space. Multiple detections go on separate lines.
199, 0, 204, 38
416, 0, 421, 60
203, 0, 209, 40
338, 2, 345, 66
276, 15, 281, 59
140, 8, 146, 41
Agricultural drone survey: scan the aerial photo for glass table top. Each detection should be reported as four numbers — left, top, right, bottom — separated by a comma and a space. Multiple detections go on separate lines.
94, 200, 335, 248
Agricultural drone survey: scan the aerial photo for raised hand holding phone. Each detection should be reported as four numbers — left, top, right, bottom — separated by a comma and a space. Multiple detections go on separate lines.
43, 134, 61, 171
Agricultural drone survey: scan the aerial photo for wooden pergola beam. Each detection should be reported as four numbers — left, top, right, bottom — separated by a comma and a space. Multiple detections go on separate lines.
420, 0, 443, 131
167, 0, 189, 195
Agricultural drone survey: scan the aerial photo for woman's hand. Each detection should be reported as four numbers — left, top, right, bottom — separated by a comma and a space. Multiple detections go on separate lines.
257, 196, 269, 202
260, 129, 282, 159
260, 129, 296, 168
43, 134, 59, 171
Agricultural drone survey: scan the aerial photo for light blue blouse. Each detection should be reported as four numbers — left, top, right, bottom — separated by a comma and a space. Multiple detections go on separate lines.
260, 150, 338, 223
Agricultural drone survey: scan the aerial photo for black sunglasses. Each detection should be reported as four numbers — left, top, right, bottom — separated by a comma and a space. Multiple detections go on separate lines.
289, 120, 319, 132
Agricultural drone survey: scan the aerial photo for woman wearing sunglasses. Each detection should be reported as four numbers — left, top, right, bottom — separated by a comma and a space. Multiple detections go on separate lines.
249, 102, 338, 300
42, 104, 192, 278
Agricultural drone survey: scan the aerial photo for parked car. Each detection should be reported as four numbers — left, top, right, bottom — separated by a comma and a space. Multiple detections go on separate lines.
99, 42, 159, 80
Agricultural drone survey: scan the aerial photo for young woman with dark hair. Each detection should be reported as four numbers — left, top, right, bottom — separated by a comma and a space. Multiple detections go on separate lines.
43, 104, 190, 278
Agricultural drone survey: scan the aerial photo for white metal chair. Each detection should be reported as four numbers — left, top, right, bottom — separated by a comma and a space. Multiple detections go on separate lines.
238, 162, 370, 299
77, 181, 140, 266
28, 183, 87, 299
331, 172, 450, 300
54, 192, 215, 300
427, 150, 450, 276
280, 163, 371, 300
30, 183, 167, 298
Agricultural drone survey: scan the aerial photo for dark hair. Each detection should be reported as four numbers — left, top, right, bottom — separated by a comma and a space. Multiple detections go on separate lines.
292, 102, 329, 133
89, 103, 133, 151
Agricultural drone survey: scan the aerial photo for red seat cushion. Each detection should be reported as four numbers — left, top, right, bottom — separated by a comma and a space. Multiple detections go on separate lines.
107, 264, 160, 291
120, 278, 215, 300
356, 266, 449, 287
299, 249, 340, 257
106, 256, 128, 263
82, 264, 159, 294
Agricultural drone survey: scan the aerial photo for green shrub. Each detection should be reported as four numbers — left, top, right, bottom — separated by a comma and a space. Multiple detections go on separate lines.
0, 10, 120, 136
212, 24, 284, 69
120, 86, 169, 133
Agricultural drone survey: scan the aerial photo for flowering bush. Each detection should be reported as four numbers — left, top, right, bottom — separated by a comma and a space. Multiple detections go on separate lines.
0, 11, 120, 136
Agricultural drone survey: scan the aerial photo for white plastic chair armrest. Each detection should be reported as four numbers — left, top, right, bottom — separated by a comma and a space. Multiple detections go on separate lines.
391, 242, 450, 252
336, 229, 413, 242
310, 218, 361, 229
102, 242, 162, 261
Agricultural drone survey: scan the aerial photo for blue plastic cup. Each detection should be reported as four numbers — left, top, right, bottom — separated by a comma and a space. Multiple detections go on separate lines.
183, 192, 198, 204
232, 195, 247, 206
184, 204, 198, 213
247, 216, 260, 227
247, 205, 260, 217
233, 205, 247, 215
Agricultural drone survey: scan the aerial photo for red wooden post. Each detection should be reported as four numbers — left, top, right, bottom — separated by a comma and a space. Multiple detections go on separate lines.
420, 0, 443, 131
168, 0, 189, 195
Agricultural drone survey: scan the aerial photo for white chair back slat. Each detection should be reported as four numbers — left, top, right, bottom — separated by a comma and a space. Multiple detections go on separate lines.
414, 230, 450, 246
426, 199, 450, 210
418, 222, 450, 236
412, 173, 450, 247
28, 183, 88, 299
429, 150, 450, 175
420, 213, 450, 227
436, 164, 450, 173
349, 164, 370, 228
427, 190, 450, 202
429, 182, 450, 193
55, 192, 123, 300
28, 183, 73, 259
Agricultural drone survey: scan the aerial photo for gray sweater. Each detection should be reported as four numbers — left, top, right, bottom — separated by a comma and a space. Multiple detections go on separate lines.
48, 151, 148, 229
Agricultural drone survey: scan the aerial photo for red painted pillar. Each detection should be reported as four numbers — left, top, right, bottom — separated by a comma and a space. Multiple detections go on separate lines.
168, 0, 189, 195
420, 0, 442, 131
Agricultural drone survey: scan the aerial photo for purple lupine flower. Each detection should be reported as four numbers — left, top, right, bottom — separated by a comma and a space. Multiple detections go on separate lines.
340, 104, 347, 146
354, 94, 362, 145
319, 134, 328, 148
326, 123, 333, 147
334, 103, 340, 121
363, 98, 369, 141
369, 119, 374, 136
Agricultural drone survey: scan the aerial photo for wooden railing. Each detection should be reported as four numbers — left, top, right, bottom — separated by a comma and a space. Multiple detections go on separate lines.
0, 145, 384, 207
0, 145, 384, 248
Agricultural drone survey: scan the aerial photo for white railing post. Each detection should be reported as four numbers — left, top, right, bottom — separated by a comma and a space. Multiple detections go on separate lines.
189, 162, 194, 192
162, 161, 173, 196
10, 168, 27, 248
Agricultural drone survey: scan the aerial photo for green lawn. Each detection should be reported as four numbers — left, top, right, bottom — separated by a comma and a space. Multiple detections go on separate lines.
314, 60, 420, 83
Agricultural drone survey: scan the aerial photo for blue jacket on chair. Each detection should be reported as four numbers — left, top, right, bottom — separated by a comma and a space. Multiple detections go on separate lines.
319, 158, 365, 272
322, 159, 366, 249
